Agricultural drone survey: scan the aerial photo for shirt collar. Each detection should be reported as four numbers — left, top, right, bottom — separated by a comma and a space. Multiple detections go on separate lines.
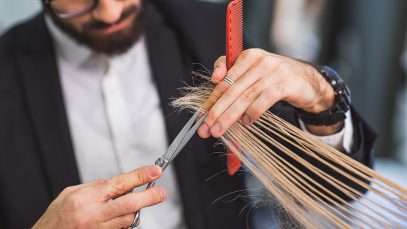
45, 16, 93, 67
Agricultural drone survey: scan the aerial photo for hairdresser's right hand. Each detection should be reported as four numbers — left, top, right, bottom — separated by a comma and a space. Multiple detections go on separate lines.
32, 165, 167, 229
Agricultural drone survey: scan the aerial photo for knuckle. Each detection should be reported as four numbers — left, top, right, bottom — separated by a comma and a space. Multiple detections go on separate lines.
64, 193, 84, 210
241, 48, 262, 59
226, 68, 238, 80
121, 198, 135, 213
107, 199, 122, 214
110, 175, 130, 194
93, 179, 108, 189
264, 86, 279, 102
150, 188, 164, 203
60, 186, 76, 196
239, 49, 251, 60
223, 87, 237, 99
136, 168, 148, 184
220, 113, 235, 127
241, 86, 261, 102
275, 62, 291, 76
94, 179, 107, 185
215, 56, 226, 64
248, 103, 263, 118
258, 55, 274, 66
207, 110, 219, 124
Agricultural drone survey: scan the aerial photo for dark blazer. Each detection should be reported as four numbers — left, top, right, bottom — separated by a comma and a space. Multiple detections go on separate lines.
0, 0, 376, 228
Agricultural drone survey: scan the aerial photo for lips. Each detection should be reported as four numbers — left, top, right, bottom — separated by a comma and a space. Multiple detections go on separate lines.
103, 18, 131, 34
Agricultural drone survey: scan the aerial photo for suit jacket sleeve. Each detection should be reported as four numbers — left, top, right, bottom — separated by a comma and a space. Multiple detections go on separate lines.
153, 0, 378, 201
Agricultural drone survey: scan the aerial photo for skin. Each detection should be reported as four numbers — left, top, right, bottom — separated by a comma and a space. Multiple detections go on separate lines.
32, 166, 167, 229
197, 49, 344, 139
34, 0, 344, 227
33, 2, 167, 228
53, 0, 343, 138
64, 0, 141, 34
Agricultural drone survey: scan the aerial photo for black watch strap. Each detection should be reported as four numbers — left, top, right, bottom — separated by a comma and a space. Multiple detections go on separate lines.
296, 65, 351, 126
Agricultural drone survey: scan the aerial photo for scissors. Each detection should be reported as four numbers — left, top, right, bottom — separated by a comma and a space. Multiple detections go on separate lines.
128, 110, 208, 228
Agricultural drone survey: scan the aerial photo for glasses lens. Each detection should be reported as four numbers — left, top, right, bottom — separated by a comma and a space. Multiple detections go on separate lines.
51, 0, 96, 18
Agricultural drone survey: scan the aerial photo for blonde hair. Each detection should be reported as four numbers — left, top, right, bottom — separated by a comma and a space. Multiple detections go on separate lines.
171, 73, 407, 228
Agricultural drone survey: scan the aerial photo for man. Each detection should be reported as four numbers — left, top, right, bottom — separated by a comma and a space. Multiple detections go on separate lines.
0, 0, 376, 228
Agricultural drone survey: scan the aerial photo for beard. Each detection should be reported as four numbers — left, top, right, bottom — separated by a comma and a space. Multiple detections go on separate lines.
48, 4, 145, 56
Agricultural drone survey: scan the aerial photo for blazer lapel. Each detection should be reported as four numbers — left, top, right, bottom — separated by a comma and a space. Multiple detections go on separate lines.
16, 15, 80, 198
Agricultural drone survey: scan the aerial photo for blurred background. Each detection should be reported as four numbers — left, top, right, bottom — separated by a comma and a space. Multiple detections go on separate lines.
2, 0, 404, 183
1, 0, 406, 226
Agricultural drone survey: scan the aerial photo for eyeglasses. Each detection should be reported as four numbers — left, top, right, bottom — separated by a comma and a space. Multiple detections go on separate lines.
44, 0, 100, 19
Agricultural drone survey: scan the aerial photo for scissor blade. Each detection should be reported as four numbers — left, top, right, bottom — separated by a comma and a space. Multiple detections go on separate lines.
163, 111, 200, 160
162, 111, 208, 162
170, 112, 208, 159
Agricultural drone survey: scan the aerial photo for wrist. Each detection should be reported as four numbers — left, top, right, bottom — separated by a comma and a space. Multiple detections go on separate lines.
304, 70, 336, 113
296, 65, 351, 126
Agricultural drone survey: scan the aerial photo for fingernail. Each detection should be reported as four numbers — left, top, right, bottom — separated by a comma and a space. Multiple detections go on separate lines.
198, 123, 210, 138
242, 114, 251, 125
210, 122, 222, 135
159, 188, 168, 201
146, 166, 160, 178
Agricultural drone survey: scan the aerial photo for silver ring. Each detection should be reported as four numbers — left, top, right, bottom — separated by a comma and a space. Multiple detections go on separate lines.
224, 76, 234, 85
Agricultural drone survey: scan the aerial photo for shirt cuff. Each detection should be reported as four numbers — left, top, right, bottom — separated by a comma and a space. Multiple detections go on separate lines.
298, 111, 354, 153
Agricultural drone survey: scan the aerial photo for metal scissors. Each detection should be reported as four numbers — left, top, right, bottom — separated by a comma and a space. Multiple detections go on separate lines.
129, 110, 208, 228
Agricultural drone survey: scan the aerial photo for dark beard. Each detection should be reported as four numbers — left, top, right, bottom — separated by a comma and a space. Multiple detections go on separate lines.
48, 4, 145, 56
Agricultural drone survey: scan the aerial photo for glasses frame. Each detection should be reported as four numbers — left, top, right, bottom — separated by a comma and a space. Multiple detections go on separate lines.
44, 0, 100, 19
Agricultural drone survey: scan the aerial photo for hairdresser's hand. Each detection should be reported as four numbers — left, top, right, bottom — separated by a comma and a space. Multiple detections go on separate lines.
32, 166, 167, 229
198, 48, 343, 138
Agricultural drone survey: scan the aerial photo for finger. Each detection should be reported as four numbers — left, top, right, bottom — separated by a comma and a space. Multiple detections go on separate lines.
211, 49, 265, 96
199, 75, 242, 138
245, 87, 282, 124
217, 48, 267, 84
212, 56, 227, 83
199, 57, 272, 138
209, 80, 267, 138
100, 187, 167, 220
100, 213, 134, 229
199, 52, 265, 138
100, 165, 162, 200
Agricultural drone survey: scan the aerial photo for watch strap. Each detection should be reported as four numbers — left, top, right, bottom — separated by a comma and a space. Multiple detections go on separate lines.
296, 65, 351, 126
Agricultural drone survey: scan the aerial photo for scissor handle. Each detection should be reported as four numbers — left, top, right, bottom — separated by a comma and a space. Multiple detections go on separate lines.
129, 157, 168, 228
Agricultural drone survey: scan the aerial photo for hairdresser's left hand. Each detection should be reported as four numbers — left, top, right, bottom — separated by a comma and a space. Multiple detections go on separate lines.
198, 48, 342, 138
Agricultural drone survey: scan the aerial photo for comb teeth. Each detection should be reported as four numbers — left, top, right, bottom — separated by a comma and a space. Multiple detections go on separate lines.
226, 0, 243, 70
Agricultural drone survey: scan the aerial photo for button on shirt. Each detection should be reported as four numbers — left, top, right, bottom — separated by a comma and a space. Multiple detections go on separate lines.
46, 17, 187, 229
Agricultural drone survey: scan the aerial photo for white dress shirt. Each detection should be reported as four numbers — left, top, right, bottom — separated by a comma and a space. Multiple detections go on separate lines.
46, 17, 187, 229
299, 111, 354, 153
45, 13, 354, 229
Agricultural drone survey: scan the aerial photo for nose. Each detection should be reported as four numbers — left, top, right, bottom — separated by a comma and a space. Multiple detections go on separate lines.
92, 0, 125, 24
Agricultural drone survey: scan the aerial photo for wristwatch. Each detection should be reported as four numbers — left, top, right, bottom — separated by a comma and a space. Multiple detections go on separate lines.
296, 65, 351, 126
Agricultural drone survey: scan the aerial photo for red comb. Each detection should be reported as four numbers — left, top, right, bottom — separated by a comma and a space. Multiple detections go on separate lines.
226, 0, 243, 175
226, 0, 243, 69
